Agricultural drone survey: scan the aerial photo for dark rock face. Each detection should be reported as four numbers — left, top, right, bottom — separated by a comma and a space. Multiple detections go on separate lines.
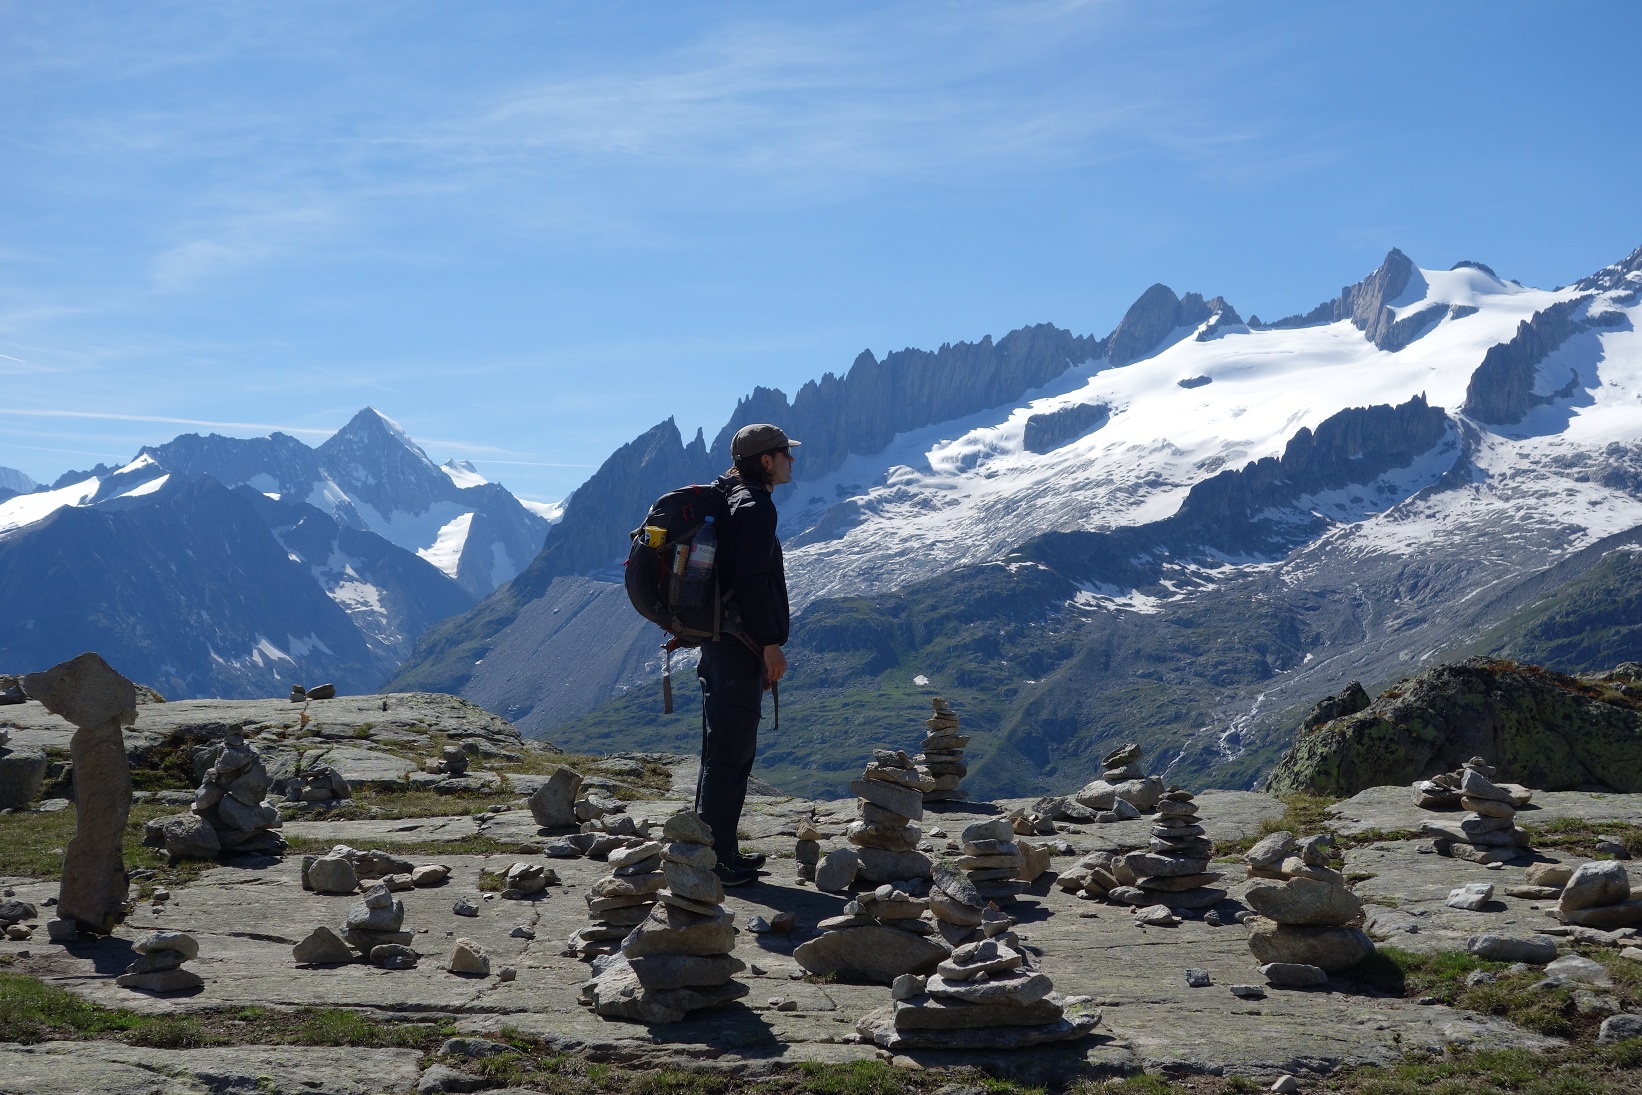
1255, 249, 1446, 352
1106, 286, 1214, 366
1266, 657, 1642, 796
1574, 243, 1642, 294
1301, 681, 1371, 732
709, 324, 1106, 481
0, 478, 387, 699
1022, 404, 1110, 454
1461, 298, 1628, 424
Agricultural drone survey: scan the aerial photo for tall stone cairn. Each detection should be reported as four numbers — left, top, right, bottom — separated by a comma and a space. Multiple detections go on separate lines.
856, 936, 1101, 1049
194, 731, 287, 856
579, 810, 748, 1023
916, 698, 968, 802
22, 653, 138, 936
1107, 787, 1226, 913
569, 835, 666, 959
849, 750, 934, 884
957, 818, 1027, 905
1412, 757, 1533, 864
1242, 831, 1374, 976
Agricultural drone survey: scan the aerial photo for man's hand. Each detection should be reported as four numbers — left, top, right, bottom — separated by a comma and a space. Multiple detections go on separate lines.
763, 644, 787, 686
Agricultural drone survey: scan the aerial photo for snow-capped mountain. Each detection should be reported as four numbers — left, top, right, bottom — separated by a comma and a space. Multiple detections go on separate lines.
392, 243, 1642, 800
0, 409, 551, 698
0, 466, 36, 499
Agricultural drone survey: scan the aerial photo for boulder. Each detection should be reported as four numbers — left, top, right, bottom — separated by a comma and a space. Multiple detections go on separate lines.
1559, 861, 1634, 913
449, 938, 490, 976
1467, 934, 1558, 964
146, 813, 221, 860
1246, 919, 1375, 973
1259, 963, 1329, 987
1558, 901, 1642, 929
308, 856, 359, 895
293, 926, 355, 965
1446, 882, 1495, 911
795, 925, 948, 982
1526, 862, 1576, 888
0, 747, 48, 810
528, 767, 584, 829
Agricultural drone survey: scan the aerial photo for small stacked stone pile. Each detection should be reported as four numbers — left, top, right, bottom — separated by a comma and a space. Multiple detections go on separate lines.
281, 762, 351, 810
794, 819, 824, 882
1072, 743, 1165, 821
1054, 850, 1124, 901
857, 937, 1100, 1049
1555, 860, 1642, 929
958, 819, 1026, 905
117, 930, 203, 993
423, 745, 469, 777
849, 750, 934, 884
1115, 788, 1224, 914
579, 810, 747, 1023
915, 698, 968, 803
147, 730, 286, 860
0, 898, 38, 940
343, 881, 416, 969
569, 838, 667, 959
1242, 832, 1374, 979
500, 861, 556, 899
1413, 758, 1533, 864
795, 877, 948, 982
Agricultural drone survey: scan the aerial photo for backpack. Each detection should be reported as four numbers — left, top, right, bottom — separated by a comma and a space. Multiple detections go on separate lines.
625, 481, 740, 711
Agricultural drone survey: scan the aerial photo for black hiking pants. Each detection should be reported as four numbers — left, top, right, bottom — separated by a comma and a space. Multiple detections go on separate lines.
695, 639, 764, 860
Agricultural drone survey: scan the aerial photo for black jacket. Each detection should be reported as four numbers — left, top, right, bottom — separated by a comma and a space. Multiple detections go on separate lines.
715, 473, 789, 647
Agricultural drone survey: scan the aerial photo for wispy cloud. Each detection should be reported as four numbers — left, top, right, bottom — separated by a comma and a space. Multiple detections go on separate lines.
0, 408, 336, 438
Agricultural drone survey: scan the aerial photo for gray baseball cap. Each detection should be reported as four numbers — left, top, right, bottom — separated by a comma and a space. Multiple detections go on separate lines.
731, 423, 802, 460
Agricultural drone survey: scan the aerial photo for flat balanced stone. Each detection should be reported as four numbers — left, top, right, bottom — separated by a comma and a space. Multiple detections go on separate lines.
794, 925, 948, 983
1246, 920, 1374, 973
620, 903, 736, 958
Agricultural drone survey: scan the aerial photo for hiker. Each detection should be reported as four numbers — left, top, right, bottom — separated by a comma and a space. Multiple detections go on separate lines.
696, 423, 798, 886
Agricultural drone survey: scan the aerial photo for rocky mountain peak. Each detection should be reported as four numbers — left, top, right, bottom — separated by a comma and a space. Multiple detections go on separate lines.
317, 407, 452, 518
1105, 283, 1215, 366
1574, 242, 1642, 294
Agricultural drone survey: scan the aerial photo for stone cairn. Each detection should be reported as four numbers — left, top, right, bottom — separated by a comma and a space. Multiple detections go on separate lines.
291, 846, 449, 967
1412, 757, 1533, 864
1107, 787, 1225, 917
958, 818, 1027, 905
190, 731, 287, 856
915, 697, 967, 803
281, 757, 351, 811
579, 810, 748, 1023
856, 936, 1101, 1050
795, 870, 948, 983
847, 750, 934, 885
117, 930, 203, 993
1, 898, 38, 941
794, 818, 824, 882
1242, 831, 1374, 981
23, 653, 138, 938
423, 745, 470, 777
569, 835, 668, 959
1066, 742, 1165, 823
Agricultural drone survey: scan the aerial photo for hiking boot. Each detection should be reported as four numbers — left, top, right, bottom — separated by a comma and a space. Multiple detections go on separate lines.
724, 852, 767, 871
713, 861, 760, 888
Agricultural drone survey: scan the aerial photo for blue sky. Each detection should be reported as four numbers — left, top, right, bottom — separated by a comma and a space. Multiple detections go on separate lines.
2, 1, 1639, 504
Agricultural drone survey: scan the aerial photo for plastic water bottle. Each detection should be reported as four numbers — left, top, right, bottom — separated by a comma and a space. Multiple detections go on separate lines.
678, 517, 716, 608
687, 518, 717, 577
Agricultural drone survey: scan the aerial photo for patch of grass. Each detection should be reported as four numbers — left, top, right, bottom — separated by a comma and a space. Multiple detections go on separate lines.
129, 742, 199, 791
0, 799, 223, 889
1345, 945, 1642, 1042
476, 868, 507, 892
308, 787, 518, 821
0, 972, 454, 1050
1522, 817, 1642, 859
1213, 793, 1340, 858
